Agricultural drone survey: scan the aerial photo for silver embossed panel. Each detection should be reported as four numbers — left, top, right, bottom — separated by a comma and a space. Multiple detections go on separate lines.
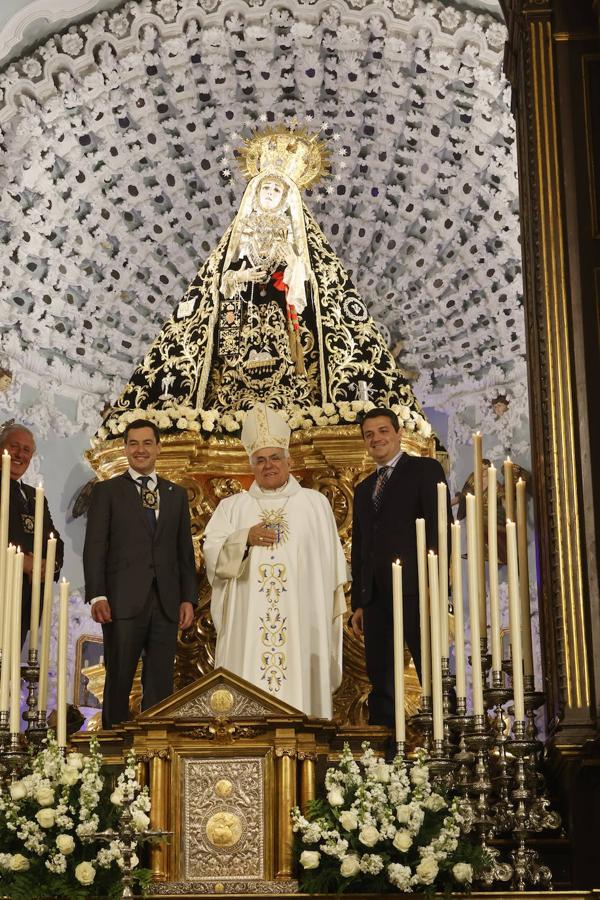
181, 756, 265, 882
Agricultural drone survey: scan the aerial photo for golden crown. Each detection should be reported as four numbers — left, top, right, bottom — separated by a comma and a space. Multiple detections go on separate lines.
235, 123, 331, 190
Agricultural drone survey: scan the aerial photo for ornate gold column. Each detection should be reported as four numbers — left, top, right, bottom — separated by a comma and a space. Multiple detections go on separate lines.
502, 0, 599, 739
501, 0, 600, 885
148, 749, 171, 882
274, 731, 297, 880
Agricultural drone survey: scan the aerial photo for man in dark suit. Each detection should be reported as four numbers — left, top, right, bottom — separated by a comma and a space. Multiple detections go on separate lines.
84, 418, 197, 729
0, 424, 64, 647
350, 408, 452, 728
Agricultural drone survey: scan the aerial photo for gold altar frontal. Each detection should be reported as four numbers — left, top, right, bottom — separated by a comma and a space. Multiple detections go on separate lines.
83, 426, 435, 893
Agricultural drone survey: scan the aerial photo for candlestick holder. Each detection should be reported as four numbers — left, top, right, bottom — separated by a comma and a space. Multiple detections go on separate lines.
509, 719, 553, 890
464, 714, 497, 869
480, 636, 492, 687
394, 740, 406, 763
410, 695, 433, 751
428, 738, 454, 793
23, 652, 40, 733
93, 804, 170, 899
484, 677, 514, 835
0, 709, 9, 749
446, 698, 474, 809
3, 731, 27, 779
441, 657, 454, 751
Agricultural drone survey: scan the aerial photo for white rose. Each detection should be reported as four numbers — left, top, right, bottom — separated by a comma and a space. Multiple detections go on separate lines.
36, 785, 55, 806
60, 765, 80, 786
453, 862, 473, 883
410, 765, 429, 786
110, 788, 124, 806
373, 763, 390, 783
56, 834, 75, 855
416, 856, 439, 885
339, 810, 358, 831
36, 807, 56, 828
75, 861, 96, 885
327, 787, 344, 807
9, 781, 27, 801
396, 804, 411, 823
340, 854, 360, 877
358, 825, 380, 847
66, 752, 83, 770
393, 829, 412, 852
299, 850, 321, 869
9, 854, 30, 871
132, 810, 150, 831
424, 793, 446, 812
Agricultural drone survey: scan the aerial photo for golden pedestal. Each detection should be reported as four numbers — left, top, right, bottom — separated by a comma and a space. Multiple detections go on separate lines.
86, 425, 433, 727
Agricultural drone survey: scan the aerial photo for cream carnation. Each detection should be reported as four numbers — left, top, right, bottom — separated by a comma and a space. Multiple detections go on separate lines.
9, 854, 30, 872
410, 764, 429, 786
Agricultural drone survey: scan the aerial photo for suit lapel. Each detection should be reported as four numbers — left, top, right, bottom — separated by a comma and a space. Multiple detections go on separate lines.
154, 477, 173, 542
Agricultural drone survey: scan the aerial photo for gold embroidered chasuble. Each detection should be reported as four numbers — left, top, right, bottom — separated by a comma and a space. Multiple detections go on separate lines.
204, 475, 347, 719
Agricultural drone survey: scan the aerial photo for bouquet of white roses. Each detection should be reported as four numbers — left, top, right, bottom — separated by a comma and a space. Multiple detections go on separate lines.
292, 743, 488, 895
0, 735, 152, 900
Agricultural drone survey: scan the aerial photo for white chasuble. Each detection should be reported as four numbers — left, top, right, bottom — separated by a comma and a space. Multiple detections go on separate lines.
204, 475, 347, 719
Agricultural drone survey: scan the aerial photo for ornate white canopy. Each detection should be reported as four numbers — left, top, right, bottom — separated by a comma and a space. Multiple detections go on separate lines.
0, 0, 524, 462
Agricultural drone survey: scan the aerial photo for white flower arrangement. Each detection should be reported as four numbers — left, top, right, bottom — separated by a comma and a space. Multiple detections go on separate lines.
96, 401, 432, 443
291, 743, 487, 894
0, 735, 153, 900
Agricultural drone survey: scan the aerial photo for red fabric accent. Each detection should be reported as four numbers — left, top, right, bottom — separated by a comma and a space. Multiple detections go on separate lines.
271, 270, 288, 293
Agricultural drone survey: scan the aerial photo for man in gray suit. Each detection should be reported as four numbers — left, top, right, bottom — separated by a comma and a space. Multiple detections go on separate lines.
84, 419, 197, 729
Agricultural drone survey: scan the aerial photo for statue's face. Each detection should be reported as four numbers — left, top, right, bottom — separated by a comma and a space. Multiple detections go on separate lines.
257, 180, 285, 211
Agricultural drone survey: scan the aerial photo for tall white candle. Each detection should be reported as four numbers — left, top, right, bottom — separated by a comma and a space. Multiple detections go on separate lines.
37, 534, 57, 713
416, 518, 431, 697
488, 465, 502, 672
466, 494, 484, 717
427, 551, 444, 741
392, 559, 405, 744
0, 545, 15, 713
29, 483, 45, 654
451, 522, 466, 698
473, 433, 486, 637
506, 521, 525, 721
56, 579, 70, 747
516, 479, 534, 681
503, 457, 514, 522
9, 549, 24, 733
437, 482, 449, 659
0, 450, 11, 642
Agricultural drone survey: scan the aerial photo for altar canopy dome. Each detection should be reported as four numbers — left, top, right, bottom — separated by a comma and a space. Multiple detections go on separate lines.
0, 0, 523, 454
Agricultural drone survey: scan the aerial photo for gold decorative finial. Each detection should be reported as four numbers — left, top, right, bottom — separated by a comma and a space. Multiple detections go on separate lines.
235, 123, 331, 189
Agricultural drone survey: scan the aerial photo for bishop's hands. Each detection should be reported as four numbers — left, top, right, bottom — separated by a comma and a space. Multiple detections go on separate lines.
247, 523, 278, 547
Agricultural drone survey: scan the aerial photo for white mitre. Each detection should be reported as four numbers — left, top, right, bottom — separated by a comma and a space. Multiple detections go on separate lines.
241, 404, 291, 457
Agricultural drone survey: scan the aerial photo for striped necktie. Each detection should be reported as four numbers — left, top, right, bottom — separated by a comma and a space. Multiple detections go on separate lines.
373, 465, 392, 512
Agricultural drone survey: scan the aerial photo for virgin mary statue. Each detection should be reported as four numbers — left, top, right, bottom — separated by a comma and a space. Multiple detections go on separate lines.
104, 125, 426, 435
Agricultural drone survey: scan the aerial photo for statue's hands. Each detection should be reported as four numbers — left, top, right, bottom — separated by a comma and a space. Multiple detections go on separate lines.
247, 523, 277, 547
236, 266, 266, 285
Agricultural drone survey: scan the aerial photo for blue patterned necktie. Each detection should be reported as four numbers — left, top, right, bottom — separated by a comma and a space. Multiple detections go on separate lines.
137, 476, 156, 533
373, 465, 392, 512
